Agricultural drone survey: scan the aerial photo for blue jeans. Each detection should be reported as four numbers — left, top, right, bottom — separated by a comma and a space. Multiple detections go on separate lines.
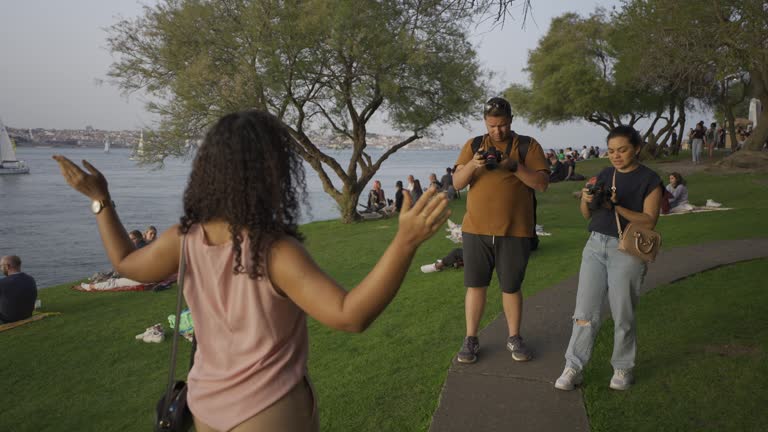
564, 232, 647, 371
692, 138, 703, 163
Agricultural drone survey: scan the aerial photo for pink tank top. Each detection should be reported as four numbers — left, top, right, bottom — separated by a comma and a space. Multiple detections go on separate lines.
183, 224, 308, 431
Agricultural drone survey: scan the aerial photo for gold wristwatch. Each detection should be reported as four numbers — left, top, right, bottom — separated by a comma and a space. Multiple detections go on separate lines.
91, 199, 116, 215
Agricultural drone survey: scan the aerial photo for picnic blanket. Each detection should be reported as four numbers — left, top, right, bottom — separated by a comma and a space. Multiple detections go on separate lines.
72, 275, 177, 292
72, 274, 177, 293
73, 278, 156, 292
0, 312, 61, 333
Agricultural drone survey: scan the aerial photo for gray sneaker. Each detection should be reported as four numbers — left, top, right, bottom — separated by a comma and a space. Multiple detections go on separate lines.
609, 368, 634, 390
457, 336, 480, 363
506, 335, 532, 361
555, 367, 583, 391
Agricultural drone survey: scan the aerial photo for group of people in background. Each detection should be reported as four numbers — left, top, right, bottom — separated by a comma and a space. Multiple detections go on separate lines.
128, 225, 158, 249
545, 148, 593, 183
688, 121, 718, 164
366, 167, 459, 214
687, 120, 738, 164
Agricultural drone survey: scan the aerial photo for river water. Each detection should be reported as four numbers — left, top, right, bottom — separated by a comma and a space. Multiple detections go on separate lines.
0, 147, 459, 287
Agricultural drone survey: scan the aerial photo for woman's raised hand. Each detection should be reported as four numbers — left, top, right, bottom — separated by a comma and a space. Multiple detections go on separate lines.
397, 186, 451, 247
52, 155, 110, 201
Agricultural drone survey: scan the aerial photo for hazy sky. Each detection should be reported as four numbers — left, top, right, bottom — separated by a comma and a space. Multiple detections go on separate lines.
1, 0, 638, 148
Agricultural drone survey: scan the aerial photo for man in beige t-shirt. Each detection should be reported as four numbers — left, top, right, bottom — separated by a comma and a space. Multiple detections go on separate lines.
453, 97, 550, 364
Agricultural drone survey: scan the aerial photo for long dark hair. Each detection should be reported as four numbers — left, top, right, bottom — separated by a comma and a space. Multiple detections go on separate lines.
180, 110, 307, 279
670, 172, 686, 186
413, 179, 423, 194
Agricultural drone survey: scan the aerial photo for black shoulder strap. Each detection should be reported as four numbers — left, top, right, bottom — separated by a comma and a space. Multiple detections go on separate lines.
471, 135, 484, 154
517, 135, 531, 162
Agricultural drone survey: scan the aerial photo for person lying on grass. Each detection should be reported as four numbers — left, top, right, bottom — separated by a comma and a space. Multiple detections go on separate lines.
53, 109, 450, 432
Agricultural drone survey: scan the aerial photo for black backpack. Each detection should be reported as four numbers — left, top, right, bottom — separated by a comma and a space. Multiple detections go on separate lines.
471, 134, 540, 251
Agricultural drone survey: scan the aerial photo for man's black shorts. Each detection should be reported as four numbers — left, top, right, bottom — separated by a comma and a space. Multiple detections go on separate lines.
462, 232, 531, 293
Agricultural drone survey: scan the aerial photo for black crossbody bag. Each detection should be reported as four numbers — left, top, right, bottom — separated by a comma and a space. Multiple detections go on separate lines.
155, 235, 197, 432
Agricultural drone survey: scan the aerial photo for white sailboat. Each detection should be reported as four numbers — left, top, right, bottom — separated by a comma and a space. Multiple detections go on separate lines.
104, 138, 111, 153
0, 117, 30, 175
130, 131, 145, 160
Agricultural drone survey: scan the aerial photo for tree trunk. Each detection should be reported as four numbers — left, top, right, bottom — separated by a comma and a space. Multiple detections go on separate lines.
745, 68, 768, 151
724, 104, 738, 151
672, 103, 686, 155
745, 97, 768, 151
336, 189, 364, 223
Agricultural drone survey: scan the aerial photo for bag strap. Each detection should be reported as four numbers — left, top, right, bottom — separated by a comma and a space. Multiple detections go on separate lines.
163, 234, 191, 407
612, 169, 624, 239
471, 135, 484, 154
516, 134, 531, 163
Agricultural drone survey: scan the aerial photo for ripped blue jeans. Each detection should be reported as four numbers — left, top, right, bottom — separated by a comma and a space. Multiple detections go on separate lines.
564, 232, 647, 371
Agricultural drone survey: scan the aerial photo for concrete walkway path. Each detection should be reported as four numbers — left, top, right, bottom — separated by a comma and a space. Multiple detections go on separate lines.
429, 238, 768, 432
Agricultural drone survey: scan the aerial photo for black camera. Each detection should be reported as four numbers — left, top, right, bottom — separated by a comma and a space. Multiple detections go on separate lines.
586, 180, 612, 211
479, 146, 502, 170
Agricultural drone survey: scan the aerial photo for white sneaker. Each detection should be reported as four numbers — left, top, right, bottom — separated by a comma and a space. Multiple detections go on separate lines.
420, 263, 441, 273
705, 199, 722, 208
143, 327, 165, 343
609, 369, 634, 390
136, 323, 163, 340
555, 367, 583, 391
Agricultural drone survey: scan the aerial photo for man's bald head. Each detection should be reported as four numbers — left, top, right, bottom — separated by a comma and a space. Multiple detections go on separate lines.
1, 255, 21, 276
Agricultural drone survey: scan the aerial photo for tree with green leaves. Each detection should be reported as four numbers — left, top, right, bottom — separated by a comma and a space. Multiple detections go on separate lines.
505, 12, 634, 131
504, 11, 686, 155
107, 0, 485, 222
617, 0, 768, 151
708, 0, 768, 150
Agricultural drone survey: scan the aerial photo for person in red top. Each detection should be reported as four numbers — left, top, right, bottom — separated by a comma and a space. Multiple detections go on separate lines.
452, 97, 550, 364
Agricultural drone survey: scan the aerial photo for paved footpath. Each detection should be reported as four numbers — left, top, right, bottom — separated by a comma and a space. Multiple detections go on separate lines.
429, 238, 768, 432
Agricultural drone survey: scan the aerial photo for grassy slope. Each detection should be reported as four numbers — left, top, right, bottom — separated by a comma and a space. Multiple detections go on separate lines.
586, 259, 768, 432
1, 156, 766, 431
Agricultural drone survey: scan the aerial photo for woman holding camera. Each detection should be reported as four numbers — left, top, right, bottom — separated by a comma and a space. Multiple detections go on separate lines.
555, 125, 662, 391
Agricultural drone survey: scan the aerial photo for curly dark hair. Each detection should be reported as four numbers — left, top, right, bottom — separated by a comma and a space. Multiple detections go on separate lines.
179, 110, 307, 279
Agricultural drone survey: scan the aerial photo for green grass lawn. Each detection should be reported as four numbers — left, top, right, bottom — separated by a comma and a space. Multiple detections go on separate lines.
1, 157, 766, 431
585, 259, 768, 432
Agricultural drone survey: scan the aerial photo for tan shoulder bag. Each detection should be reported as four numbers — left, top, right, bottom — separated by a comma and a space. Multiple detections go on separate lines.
612, 170, 662, 263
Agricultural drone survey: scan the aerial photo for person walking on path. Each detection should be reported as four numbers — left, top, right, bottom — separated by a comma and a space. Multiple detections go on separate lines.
705, 122, 717, 159
555, 125, 662, 392
53, 110, 450, 432
0, 255, 37, 324
452, 97, 549, 364
690, 122, 706, 164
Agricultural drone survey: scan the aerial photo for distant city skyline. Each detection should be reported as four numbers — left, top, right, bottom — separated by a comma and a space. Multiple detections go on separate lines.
2, 0, 709, 149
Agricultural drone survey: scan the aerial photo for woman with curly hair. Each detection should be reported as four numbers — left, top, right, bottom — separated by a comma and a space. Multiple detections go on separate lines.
53, 110, 450, 432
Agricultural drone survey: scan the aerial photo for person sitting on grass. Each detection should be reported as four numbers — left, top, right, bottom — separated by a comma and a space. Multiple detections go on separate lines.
0, 255, 38, 324
366, 180, 387, 212
53, 109, 450, 432
666, 172, 691, 213
144, 225, 158, 243
563, 154, 585, 181
420, 248, 463, 273
412, 179, 424, 203
548, 153, 568, 183
129, 230, 147, 249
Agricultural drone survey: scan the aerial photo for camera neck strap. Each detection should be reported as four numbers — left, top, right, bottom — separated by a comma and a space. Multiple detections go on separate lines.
611, 169, 624, 239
